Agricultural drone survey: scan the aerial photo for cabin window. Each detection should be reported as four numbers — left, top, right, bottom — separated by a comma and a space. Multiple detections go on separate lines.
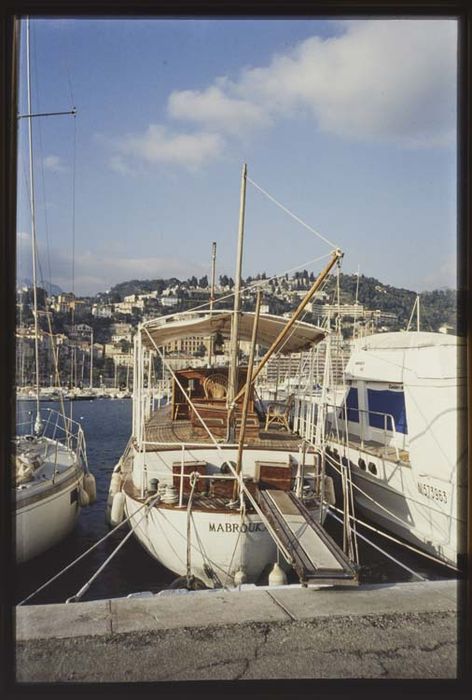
358, 458, 366, 471
346, 388, 359, 423
367, 389, 408, 435
368, 462, 378, 475
339, 387, 359, 423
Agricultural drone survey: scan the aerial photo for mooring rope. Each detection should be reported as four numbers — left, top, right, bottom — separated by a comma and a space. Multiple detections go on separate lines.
17, 494, 157, 606
326, 507, 427, 582
65, 493, 162, 603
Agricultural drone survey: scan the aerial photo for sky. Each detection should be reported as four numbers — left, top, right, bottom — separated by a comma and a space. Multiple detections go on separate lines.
16, 17, 458, 297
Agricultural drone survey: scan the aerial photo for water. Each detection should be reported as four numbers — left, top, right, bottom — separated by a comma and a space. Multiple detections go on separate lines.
15, 399, 455, 606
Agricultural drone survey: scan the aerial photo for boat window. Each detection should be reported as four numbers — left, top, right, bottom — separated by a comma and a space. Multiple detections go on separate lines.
358, 458, 366, 470
368, 462, 378, 475
367, 389, 408, 434
339, 387, 359, 423
341, 456, 349, 467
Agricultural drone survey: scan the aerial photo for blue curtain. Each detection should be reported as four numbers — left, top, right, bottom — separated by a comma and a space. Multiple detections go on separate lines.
367, 389, 408, 434
339, 387, 359, 423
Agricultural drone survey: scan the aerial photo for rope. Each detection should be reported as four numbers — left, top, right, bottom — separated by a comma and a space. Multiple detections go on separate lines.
247, 176, 338, 250
186, 472, 199, 587
17, 494, 154, 606
65, 493, 161, 603
329, 502, 459, 572
326, 508, 426, 582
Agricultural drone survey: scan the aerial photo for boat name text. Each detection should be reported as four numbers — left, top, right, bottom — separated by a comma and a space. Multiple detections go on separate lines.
209, 522, 266, 533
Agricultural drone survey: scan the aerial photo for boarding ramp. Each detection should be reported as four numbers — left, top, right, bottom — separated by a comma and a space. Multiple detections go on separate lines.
259, 490, 358, 586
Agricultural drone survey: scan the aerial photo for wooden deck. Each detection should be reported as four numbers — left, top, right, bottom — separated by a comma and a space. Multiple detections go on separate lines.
141, 405, 309, 452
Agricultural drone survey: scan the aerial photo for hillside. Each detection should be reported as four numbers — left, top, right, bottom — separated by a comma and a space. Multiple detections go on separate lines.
108, 271, 457, 334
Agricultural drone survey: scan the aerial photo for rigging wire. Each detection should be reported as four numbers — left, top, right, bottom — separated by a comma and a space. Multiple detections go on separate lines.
247, 175, 339, 250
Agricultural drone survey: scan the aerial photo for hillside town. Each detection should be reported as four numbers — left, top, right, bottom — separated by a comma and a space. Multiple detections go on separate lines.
16, 270, 456, 394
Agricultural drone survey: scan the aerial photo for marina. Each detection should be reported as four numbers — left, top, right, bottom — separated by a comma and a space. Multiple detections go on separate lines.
15, 397, 456, 607
9, 15, 465, 684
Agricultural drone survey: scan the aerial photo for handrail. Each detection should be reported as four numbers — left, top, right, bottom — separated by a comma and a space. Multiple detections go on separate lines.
16, 407, 86, 465
294, 397, 402, 460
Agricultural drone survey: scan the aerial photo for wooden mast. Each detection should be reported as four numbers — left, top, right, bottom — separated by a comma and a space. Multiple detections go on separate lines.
232, 290, 262, 500
227, 163, 247, 440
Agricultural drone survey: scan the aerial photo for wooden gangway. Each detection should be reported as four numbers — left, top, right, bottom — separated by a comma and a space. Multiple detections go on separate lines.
259, 490, 358, 586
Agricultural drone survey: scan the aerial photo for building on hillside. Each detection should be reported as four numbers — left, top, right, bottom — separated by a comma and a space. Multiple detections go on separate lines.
112, 352, 133, 368
92, 304, 113, 318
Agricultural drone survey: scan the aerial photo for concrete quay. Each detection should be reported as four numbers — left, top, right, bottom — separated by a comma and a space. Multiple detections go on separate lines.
15, 580, 458, 682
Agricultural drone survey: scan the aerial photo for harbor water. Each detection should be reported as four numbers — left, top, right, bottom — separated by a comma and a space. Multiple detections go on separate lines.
15, 399, 455, 606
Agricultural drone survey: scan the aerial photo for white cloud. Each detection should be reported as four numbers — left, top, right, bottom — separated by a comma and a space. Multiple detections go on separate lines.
108, 19, 457, 174
168, 84, 270, 136
172, 19, 457, 148
43, 155, 68, 172
17, 238, 207, 295
112, 124, 224, 170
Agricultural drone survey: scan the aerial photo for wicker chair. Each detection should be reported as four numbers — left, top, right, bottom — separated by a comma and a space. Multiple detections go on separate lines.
203, 373, 228, 400
264, 394, 295, 431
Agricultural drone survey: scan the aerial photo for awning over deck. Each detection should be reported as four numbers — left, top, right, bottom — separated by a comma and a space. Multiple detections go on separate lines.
141, 310, 326, 353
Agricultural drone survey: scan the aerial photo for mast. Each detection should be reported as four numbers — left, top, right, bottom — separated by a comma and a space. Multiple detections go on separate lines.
227, 163, 247, 414
89, 329, 94, 388
25, 18, 42, 429
233, 290, 262, 500
208, 241, 217, 366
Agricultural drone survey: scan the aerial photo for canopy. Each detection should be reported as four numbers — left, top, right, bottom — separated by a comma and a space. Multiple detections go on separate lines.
141, 310, 326, 354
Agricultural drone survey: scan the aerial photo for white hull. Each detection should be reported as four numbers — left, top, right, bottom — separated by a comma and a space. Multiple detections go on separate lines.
16, 466, 83, 563
327, 442, 460, 567
14, 409, 92, 564
125, 494, 291, 587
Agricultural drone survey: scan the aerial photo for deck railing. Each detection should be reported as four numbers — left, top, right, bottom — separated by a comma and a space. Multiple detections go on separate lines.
294, 397, 402, 460
16, 407, 88, 469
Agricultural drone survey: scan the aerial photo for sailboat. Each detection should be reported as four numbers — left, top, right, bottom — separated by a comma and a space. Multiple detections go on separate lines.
14, 18, 95, 564
107, 165, 358, 589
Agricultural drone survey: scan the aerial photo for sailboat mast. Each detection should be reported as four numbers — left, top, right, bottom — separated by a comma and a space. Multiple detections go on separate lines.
227, 163, 247, 408
25, 18, 41, 422
90, 329, 94, 388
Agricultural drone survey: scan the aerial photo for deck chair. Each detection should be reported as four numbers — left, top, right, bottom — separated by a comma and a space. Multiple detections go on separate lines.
264, 394, 295, 431
203, 373, 228, 400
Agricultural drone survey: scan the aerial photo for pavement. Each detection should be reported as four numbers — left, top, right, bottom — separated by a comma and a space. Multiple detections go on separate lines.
14, 580, 459, 682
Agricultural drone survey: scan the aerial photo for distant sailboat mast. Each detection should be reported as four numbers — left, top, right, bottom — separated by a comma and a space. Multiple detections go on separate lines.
25, 18, 42, 431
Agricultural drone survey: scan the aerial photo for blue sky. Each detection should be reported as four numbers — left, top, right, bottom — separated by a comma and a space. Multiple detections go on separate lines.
17, 17, 457, 296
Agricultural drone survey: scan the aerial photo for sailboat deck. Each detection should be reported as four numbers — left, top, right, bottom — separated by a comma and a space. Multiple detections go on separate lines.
142, 405, 308, 452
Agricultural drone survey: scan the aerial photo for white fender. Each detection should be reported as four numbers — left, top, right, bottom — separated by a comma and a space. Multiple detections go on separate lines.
105, 469, 123, 524
268, 562, 287, 586
110, 491, 126, 527
78, 486, 90, 507
83, 472, 97, 504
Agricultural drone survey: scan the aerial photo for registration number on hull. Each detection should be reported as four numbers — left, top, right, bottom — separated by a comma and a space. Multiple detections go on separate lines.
417, 481, 448, 504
